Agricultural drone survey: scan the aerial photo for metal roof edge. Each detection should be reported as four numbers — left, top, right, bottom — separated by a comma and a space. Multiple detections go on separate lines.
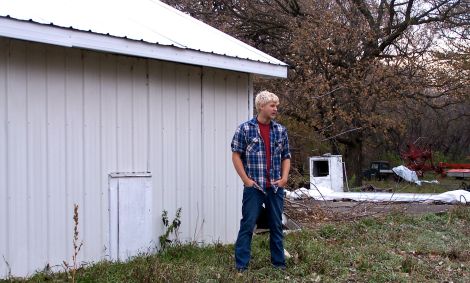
153, 1, 287, 66
0, 17, 288, 78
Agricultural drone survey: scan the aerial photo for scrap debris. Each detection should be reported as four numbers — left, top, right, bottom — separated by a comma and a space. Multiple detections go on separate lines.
359, 184, 392, 193
281, 153, 470, 229
283, 197, 453, 228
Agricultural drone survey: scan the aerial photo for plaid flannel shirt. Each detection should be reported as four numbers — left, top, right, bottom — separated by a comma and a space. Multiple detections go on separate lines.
231, 116, 291, 193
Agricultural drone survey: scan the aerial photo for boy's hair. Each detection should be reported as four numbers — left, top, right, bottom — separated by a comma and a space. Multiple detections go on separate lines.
255, 90, 279, 112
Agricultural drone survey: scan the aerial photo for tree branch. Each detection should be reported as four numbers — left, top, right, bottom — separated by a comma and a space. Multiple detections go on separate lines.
351, 0, 376, 30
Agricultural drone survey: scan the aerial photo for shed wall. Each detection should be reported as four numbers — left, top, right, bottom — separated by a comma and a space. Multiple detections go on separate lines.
0, 38, 249, 277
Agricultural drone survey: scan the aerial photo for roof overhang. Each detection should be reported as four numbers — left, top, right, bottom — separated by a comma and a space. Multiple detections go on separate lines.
0, 17, 287, 78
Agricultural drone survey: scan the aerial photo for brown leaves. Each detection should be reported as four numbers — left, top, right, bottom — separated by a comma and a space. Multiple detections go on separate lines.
164, 0, 469, 183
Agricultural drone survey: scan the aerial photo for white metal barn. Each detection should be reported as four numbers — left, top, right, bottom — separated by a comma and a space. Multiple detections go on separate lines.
0, 0, 287, 278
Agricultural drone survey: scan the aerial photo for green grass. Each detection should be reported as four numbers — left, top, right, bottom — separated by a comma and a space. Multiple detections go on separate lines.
5, 206, 470, 282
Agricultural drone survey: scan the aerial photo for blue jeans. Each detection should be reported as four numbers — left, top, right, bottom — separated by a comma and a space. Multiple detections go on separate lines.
235, 186, 285, 269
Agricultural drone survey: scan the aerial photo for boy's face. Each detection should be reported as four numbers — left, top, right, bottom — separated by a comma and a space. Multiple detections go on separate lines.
259, 101, 278, 120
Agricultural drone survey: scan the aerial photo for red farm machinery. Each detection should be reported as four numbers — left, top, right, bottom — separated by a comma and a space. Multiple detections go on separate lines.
401, 143, 470, 178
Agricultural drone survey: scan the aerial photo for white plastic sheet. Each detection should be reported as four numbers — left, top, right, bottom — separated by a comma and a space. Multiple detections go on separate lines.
285, 187, 470, 204
392, 165, 420, 185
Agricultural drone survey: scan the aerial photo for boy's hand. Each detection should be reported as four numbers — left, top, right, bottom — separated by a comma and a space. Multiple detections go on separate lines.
272, 178, 288, 188
243, 178, 259, 188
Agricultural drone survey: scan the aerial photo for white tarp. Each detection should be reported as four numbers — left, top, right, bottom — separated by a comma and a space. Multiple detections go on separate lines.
285, 187, 470, 204
392, 165, 420, 185
392, 165, 440, 186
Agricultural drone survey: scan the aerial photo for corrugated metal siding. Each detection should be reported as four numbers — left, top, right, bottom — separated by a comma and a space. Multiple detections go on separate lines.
201, 69, 247, 243
0, 38, 249, 278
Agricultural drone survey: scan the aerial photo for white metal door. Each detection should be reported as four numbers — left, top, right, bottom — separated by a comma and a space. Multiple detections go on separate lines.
109, 173, 153, 261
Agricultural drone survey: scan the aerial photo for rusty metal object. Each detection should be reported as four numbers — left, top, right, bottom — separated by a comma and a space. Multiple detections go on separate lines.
400, 143, 436, 176
401, 143, 470, 177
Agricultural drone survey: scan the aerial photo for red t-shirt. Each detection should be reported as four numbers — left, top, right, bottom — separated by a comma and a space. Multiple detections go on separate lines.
258, 121, 271, 188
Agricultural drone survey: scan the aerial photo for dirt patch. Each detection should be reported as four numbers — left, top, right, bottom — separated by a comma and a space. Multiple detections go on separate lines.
284, 198, 454, 229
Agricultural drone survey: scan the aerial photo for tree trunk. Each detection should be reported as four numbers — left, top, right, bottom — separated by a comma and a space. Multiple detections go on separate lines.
345, 139, 363, 187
